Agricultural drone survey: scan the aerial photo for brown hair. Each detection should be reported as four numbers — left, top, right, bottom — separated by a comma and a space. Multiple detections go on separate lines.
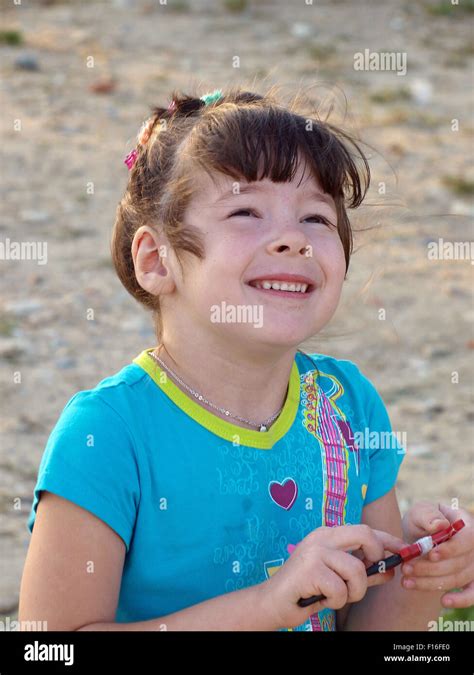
111, 84, 370, 341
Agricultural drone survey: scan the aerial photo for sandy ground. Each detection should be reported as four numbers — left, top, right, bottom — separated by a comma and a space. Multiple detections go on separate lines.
0, 0, 473, 620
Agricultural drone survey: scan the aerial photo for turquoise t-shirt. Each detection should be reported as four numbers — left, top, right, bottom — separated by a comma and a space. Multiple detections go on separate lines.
27, 348, 405, 631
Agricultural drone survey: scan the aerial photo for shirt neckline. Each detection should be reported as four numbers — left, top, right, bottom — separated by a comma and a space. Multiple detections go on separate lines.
132, 347, 301, 449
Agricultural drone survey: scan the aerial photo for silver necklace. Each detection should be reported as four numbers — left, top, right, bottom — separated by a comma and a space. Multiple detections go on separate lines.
148, 349, 285, 432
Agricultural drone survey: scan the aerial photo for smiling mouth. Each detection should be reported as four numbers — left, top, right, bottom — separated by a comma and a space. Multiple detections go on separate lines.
246, 279, 315, 297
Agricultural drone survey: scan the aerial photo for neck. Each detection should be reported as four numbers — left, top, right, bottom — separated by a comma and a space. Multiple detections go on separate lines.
155, 329, 297, 430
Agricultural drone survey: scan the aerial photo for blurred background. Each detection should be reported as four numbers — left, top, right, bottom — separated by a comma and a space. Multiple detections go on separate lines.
1, 0, 473, 623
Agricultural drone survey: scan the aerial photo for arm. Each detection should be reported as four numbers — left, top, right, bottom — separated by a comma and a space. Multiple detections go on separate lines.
77, 585, 273, 631
341, 487, 444, 631
19, 492, 276, 632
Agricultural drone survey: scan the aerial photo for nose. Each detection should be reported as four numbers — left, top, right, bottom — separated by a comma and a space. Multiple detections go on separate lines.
266, 227, 311, 257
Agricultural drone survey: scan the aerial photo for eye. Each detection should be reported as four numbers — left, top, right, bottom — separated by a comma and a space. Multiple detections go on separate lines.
304, 215, 336, 227
229, 209, 258, 218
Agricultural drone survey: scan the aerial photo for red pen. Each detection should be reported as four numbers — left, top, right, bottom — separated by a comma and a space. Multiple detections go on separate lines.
297, 519, 465, 608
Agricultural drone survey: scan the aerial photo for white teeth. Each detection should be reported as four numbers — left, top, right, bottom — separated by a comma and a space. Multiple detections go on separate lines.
251, 280, 310, 293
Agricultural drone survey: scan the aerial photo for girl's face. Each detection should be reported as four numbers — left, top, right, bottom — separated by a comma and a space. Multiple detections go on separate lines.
166, 161, 347, 350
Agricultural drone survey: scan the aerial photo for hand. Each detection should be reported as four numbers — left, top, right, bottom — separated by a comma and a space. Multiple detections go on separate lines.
401, 502, 474, 608
258, 524, 405, 630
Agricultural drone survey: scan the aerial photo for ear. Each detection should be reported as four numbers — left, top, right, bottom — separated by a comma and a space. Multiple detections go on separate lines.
131, 225, 176, 296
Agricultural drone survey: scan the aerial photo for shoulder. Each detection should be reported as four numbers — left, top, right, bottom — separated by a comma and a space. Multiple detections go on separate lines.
43, 361, 155, 465
45, 362, 148, 444
295, 350, 364, 385
295, 350, 383, 406
59, 361, 150, 424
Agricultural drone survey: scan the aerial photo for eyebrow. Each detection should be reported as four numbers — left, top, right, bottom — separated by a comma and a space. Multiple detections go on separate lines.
213, 184, 336, 208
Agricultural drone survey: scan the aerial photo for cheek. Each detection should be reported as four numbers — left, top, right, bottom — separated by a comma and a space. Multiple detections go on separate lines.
185, 248, 239, 305
316, 234, 347, 284
203, 238, 251, 281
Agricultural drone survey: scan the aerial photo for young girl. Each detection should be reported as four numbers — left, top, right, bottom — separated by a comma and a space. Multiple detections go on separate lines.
19, 86, 473, 632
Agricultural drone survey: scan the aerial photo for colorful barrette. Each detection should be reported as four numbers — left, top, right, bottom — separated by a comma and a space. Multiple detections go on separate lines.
124, 90, 223, 170
124, 148, 138, 170
123, 116, 157, 170
200, 89, 223, 106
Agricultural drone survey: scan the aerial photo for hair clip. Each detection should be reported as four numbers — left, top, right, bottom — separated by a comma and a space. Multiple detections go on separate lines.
200, 89, 223, 106
137, 117, 155, 146
124, 148, 138, 170
124, 92, 222, 170
124, 116, 158, 170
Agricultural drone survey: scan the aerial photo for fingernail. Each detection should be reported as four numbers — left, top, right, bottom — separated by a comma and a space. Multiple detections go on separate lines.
444, 597, 453, 607
430, 551, 441, 561
403, 564, 413, 575
403, 578, 416, 589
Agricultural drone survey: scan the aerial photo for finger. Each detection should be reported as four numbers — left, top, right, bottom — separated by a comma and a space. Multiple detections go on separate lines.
324, 524, 386, 562
427, 526, 474, 560
329, 524, 404, 562
371, 529, 406, 554
408, 501, 450, 536
437, 503, 473, 527
441, 580, 474, 609
324, 550, 368, 604
401, 569, 472, 592
351, 550, 397, 586
350, 549, 365, 562
402, 556, 464, 579
366, 565, 396, 588
312, 565, 350, 610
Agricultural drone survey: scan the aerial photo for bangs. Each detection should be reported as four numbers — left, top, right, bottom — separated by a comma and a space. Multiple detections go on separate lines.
190, 105, 370, 209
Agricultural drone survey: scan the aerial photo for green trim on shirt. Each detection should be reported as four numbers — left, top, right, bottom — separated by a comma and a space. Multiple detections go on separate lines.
132, 347, 301, 449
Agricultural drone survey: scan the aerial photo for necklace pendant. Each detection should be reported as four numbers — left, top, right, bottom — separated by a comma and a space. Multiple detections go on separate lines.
259, 424, 267, 432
